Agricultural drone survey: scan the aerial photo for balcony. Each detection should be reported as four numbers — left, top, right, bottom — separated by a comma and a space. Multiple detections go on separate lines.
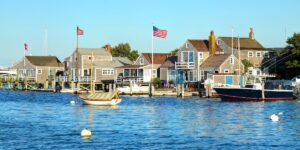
175, 62, 195, 69
115, 76, 144, 83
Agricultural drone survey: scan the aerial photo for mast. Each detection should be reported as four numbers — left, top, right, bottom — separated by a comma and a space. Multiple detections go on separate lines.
90, 52, 93, 93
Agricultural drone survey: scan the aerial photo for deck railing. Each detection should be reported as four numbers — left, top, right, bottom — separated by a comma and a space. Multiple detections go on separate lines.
175, 62, 195, 69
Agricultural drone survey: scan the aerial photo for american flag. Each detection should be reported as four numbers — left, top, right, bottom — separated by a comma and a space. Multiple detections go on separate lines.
24, 43, 28, 51
153, 26, 167, 38
77, 26, 84, 36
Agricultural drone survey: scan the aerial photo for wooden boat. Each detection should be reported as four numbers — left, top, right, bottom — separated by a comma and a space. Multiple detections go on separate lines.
79, 91, 122, 106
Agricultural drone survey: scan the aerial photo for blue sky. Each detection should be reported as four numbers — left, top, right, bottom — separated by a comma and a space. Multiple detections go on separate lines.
0, 0, 299, 66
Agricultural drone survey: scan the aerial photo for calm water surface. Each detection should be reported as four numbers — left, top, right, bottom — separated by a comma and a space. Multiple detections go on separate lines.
0, 90, 300, 149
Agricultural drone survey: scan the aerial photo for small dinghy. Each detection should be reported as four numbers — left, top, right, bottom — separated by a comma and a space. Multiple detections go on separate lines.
79, 91, 122, 106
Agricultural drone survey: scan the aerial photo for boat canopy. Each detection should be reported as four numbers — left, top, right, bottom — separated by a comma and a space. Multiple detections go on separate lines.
85, 91, 119, 100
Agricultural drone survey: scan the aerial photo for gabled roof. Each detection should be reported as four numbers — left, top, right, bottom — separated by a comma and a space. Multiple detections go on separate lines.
200, 54, 231, 68
94, 57, 132, 68
116, 64, 145, 69
188, 40, 209, 52
26, 56, 63, 67
188, 39, 222, 52
77, 48, 111, 56
160, 56, 177, 68
142, 53, 171, 65
112, 57, 132, 65
218, 37, 265, 50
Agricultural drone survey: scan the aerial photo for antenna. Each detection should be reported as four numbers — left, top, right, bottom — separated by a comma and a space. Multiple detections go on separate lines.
43, 29, 48, 55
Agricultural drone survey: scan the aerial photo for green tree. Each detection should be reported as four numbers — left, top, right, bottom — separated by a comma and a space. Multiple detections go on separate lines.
282, 33, 300, 68
170, 48, 179, 55
276, 33, 300, 78
112, 43, 139, 61
241, 59, 253, 72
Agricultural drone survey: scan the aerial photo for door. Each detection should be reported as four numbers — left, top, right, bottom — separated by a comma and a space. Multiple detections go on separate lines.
225, 75, 233, 85
239, 75, 244, 87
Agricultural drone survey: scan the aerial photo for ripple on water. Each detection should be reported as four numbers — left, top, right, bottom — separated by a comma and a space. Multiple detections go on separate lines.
0, 91, 300, 149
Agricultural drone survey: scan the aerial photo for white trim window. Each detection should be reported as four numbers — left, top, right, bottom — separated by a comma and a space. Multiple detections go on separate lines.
230, 56, 234, 65
102, 68, 114, 75
248, 51, 253, 57
198, 52, 203, 60
185, 43, 189, 49
37, 69, 42, 74
224, 69, 229, 73
140, 58, 144, 65
256, 51, 261, 57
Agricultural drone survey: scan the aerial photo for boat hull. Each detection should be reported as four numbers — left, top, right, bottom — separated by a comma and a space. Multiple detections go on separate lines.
82, 99, 122, 106
214, 87, 294, 101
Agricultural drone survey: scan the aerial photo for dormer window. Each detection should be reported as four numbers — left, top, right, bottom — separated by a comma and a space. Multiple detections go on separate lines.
140, 58, 144, 65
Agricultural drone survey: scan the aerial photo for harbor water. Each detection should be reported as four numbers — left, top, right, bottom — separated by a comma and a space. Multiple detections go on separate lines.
0, 91, 300, 149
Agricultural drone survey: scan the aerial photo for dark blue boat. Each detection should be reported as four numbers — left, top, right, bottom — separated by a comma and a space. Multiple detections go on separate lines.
214, 84, 294, 101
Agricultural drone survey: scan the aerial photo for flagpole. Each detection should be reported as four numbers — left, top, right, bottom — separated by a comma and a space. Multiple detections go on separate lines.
150, 26, 154, 97
76, 27, 79, 82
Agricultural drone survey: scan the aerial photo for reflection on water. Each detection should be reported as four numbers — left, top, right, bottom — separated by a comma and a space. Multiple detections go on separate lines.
0, 91, 300, 149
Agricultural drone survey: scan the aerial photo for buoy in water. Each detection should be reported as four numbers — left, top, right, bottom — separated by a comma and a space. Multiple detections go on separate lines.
70, 100, 75, 105
270, 114, 279, 122
81, 128, 92, 138
278, 112, 283, 115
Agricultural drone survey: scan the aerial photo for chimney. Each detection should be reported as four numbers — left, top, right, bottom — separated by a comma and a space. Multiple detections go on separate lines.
209, 30, 216, 55
249, 27, 255, 40
104, 44, 112, 53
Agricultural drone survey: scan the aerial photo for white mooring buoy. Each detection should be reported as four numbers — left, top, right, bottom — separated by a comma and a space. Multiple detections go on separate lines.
70, 100, 75, 105
270, 114, 279, 122
81, 128, 92, 138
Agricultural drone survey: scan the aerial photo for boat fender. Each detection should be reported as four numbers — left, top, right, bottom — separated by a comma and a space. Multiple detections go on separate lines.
270, 114, 279, 122
81, 128, 92, 138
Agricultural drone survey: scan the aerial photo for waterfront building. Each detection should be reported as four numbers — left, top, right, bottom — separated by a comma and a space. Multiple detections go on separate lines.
175, 31, 244, 87
11, 56, 64, 83
217, 28, 275, 74
64, 47, 132, 91
160, 55, 177, 84
116, 53, 172, 83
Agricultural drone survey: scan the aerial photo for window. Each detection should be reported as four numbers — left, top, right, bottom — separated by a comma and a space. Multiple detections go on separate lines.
138, 69, 143, 76
198, 52, 203, 59
248, 70, 253, 75
181, 51, 194, 62
152, 69, 157, 77
140, 58, 144, 65
185, 43, 189, 48
84, 69, 89, 76
256, 51, 261, 57
102, 68, 114, 75
189, 51, 194, 62
264, 52, 269, 58
230, 56, 234, 65
216, 39, 221, 45
37, 69, 42, 74
257, 70, 261, 75
124, 69, 130, 77
248, 51, 253, 57
224, 69, 229, 73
